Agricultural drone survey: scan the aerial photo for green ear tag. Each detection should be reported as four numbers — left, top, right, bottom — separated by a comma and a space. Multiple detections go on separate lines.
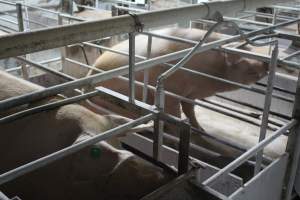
90, 147, 101, 158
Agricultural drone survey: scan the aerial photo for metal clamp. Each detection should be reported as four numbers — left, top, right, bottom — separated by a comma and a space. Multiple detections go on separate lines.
129, 13, 144, 32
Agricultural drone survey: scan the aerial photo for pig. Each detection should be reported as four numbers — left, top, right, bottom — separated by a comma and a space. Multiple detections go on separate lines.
84, 28, 268, 153
0, 71, 150, 172
1, 135, 172, 200
0, 71, 169, 199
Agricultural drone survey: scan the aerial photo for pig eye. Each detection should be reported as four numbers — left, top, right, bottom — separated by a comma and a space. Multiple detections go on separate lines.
90, 147, 101, 158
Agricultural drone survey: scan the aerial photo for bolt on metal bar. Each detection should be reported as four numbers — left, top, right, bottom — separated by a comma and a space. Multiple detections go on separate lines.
0, 114, 154, 185
128, 32, 136, 104
202, 119, 297, 187
254, 42, 279, 175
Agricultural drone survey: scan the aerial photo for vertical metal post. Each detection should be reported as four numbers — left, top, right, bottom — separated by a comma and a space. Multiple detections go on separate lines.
143, 35, 152, 102
68, 0, 74, 15
147, 0, 151, 10
16, 3, 24, 32
58, 14, 66, 70
128, 32, 136, 104
254, 43, 278, 175
268, 8, 277, 55
178, 121, 191, 175
95, 0, 99, 9
153, 82, 165, 161
282, 72, 300, 200
16, 3, 29, 80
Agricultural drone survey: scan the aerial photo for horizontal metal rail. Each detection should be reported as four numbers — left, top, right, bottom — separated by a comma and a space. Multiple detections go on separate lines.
15, 57, 75, 81
0, 0, 298, 59
0, 16, 17, 25
0, 113, 154, 185
0, 91, 100, 123
202, 119, 297, 186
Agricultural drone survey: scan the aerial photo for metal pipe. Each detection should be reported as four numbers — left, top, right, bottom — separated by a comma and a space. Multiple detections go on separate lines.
16, 2, 29, 80
0, 91, 99, 123
0, 0, 15, 5
254, 42, 279, 175
143, 35, 152, 102
283, 124, 300, 200
128, 32, 136, 104
15, 57, 75, 81
282, 50, 300, 61
1, 0, 299, 59
0, 114, 154, 185
202, 119, 297, 187
0, 191, 9, 200
0, 16, 17, 25
178, 121, 191, 175
58, 14, 66, 70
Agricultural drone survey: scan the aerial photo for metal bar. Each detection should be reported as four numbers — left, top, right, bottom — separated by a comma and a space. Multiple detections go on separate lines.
153, 114, 164, 161
283, 124, 300, 200
254, 43, 279, 175
282, 50, 300, 61
1, 0, 299, 59
15, 57, 75, 81
143, 35, 152, 102
202, 119, 297, 187
58, 14, 66, 70
21, 3, 59, 14
282, 71, 300, 200
178, 121, 191, 175
0, 0, 16, 5
0, 114, 154, 185
242, 10, 297, 21
59, 13, 85, 22
5, 57, 61, 74
0, 91, 99, 123
0, 16, 17, 25
16, 2, 29, 80
128, 32, 136, 104
0, 191, 9, 200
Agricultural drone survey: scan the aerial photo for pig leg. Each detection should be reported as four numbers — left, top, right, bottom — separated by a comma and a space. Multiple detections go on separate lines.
181, 101, 205, 132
